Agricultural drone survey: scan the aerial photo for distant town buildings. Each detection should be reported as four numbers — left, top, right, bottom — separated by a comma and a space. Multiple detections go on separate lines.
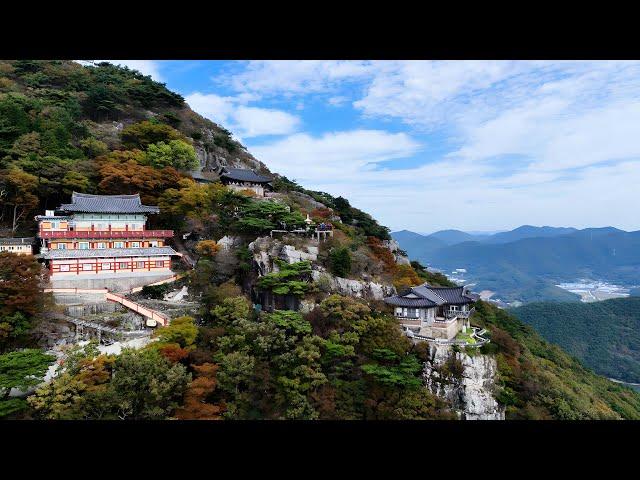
36, 192, 178, 289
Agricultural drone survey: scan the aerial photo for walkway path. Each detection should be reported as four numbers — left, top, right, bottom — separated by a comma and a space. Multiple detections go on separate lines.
45, 287, 172, 327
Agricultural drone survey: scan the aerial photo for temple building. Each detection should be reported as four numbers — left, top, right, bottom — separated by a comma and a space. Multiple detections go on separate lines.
36, 192, 178, 290
0, 237, 34, 255
220, 167, 272, 196
384, 283, 479, 340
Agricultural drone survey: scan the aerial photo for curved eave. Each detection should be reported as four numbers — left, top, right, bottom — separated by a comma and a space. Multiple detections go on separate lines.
383, 297, 436, 307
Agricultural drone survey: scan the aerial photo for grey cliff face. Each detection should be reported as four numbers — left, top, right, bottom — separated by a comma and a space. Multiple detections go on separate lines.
423, 344, 505, 420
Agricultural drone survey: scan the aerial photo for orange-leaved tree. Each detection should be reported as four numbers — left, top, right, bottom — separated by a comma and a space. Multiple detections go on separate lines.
174, 363, 225, 420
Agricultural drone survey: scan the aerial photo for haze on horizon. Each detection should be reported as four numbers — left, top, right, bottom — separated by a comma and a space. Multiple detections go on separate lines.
106, 60, 640, 233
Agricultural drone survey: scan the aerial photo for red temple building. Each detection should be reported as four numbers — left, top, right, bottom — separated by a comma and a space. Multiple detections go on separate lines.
36, 192, 179, 290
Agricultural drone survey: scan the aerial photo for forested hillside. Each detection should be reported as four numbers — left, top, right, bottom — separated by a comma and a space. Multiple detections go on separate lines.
473, 301, 640, 419
511, 297, 640, 384
1, 60, 639, 420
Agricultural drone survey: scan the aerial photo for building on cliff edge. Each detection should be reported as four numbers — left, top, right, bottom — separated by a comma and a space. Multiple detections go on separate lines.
220, 167, 273, 197
384, 283, 479, 340
36, 192, 179, 290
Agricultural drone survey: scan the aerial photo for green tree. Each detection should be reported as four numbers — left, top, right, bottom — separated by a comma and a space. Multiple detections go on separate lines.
256, 260, 313, 296
120, 120, 184, 149
329, 246, 352, 277
107, 348, 190, 420
145, 139, 198, 170
79, 137, 108, 157
153, 316, 198, 349
0, 349, 55, 406
236, 200, 306, 234
62, 171, 91, 195
209, 296, 251, 327
266, 310, 312, 336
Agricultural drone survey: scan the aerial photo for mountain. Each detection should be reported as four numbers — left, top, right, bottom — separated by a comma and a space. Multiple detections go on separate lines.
511, 297, 640, 384
3, 60, 640, 421
428, 229, 487, 245
483, 225, 578, 244
394, 226, 640, 303
391, 230, 447, 260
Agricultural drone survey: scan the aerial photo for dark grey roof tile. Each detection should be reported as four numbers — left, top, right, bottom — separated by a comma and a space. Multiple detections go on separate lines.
60, 193, 159, 214
220, 168, 272, 184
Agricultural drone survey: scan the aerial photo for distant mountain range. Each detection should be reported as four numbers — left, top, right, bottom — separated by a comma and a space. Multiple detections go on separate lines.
392, 225, 640, 303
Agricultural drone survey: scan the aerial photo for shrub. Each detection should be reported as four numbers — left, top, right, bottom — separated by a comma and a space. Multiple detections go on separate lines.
329, 247, 351, 277
141, 283, 171, 299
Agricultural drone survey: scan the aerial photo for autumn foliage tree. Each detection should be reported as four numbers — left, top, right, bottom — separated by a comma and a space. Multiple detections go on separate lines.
0, 252, 44, 351
0, 167, 39, 233
97, 156, 183, 205
392, 264, 422, 291
195, 240, 220, 257
174, 363, 224, 420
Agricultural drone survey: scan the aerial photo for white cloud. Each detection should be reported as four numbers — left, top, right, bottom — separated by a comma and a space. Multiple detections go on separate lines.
328, 96, 349, 107
185, 92, 237, 125
223, 60, 373, 96
248, 130, 422, 182
185, 92, 300, 138
233, 106, 300, 137
203, 61, 640, 231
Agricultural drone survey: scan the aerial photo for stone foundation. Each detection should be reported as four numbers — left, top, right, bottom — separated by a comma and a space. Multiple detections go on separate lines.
50, 272, 175, 292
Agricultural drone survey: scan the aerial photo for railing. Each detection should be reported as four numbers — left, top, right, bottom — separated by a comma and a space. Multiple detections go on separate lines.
106, 292, 169, 327
444, 307, 476, 319
39, 230, 174, 239
395, 316, 421, 325
406, 326, 490, 348
43, 287, 170, 327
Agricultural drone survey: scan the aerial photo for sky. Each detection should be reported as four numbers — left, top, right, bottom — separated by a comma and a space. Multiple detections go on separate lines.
104, 60, 640, 233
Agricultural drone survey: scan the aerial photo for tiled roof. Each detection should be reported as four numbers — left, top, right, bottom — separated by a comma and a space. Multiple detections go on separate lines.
383, 296, 436, 307
384, 283, 476, 308
35, 215, 71, 220
41, 247, 177, 259
60, 193, 160, 214
426, 286, 475, 304
0, 237, 34, 245
220, 168, 272, 184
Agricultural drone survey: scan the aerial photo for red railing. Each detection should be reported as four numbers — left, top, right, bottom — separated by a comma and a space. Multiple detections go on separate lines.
39, 230, 174, 239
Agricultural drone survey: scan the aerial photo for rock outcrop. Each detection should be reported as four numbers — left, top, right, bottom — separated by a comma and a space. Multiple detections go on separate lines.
383, 239, 411, 266
248, 236, 318, 275
423, 343, 505, 420
312, 269, 395, 300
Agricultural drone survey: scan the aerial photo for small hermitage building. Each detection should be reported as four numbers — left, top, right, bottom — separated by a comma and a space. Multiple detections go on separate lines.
36, 192, 178, 290
0, 237, 34, 255
384, 283, 479, 340
220, 167, 272, 197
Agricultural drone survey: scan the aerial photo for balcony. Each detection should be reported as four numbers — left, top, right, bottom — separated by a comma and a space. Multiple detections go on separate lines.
39, 230, 174, 239
444, 307, 475, 319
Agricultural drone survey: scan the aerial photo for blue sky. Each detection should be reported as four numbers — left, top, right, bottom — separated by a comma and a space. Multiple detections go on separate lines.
105, 60, 640, 233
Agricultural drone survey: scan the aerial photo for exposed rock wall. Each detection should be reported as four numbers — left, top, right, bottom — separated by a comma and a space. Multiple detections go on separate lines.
311, 269, 395, 300
248, 236, 318, 275
423, 343, 505, 420
383, 239, 411, 266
